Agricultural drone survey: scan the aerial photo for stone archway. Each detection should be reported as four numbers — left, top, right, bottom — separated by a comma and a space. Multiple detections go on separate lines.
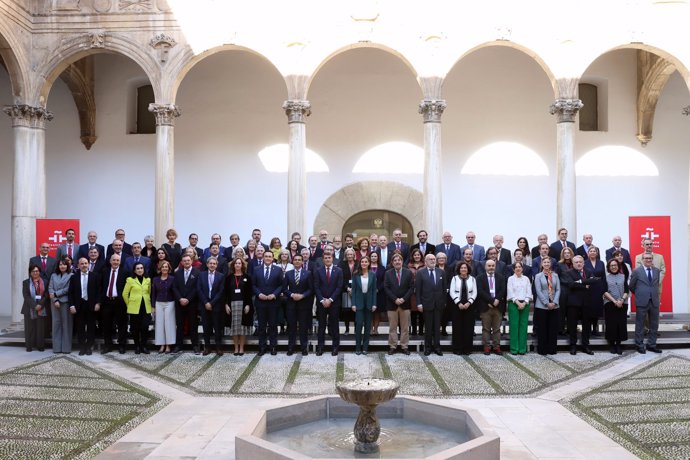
313, 181, 423, 238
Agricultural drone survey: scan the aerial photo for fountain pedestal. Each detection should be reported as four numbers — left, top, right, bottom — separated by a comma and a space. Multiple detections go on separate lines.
336, 378, 399, 454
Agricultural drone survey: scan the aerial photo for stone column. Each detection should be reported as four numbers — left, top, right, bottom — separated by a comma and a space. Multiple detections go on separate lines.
3, 105, 53, 323
684, 106, 690, 314
549, 98, 583, 235
283, 100, 311, 239
419, 99, 446, 243
149, 104, 180, 245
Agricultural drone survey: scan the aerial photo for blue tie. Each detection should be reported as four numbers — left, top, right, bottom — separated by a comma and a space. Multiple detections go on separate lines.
647, 268, 652, 283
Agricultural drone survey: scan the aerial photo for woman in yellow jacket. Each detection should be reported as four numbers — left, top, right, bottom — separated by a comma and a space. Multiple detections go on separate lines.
123, 262, 152, 354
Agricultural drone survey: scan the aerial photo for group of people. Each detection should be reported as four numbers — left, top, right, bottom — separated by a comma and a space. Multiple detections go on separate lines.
22, 225, 664, 357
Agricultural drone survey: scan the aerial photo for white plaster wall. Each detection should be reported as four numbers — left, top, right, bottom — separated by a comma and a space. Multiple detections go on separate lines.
0, 68, 13, 317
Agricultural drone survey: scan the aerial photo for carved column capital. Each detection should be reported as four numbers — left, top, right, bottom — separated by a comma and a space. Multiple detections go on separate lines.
148, 103, 181, 126
682, 106, 690, 116
3, 105, 54, 129
549, 98, 583, 123
418, 99, 447, 123
283, 100, 311, 123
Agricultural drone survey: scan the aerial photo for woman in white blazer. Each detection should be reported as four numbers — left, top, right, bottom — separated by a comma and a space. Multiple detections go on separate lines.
449, 261, 477, 355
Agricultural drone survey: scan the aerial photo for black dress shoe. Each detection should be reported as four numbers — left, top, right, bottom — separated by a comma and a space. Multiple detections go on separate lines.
423, 350, 431, 356
271, 348, 277, 356
609, 347, 616, 354
216, 348, 224, 356
569, 346, 577, 355
38, 348, 44, 352
86, 349, 92, 356
78, 349, 85, 356
435, 349, 443, 356
135, 348, 140, 355
172, 346, 181, 354
257, 349, 266, 356
118, 347, 126, 354
582, 346, 594, 355
302, 351, 308, 356
616, 345, 623, 355
202, 349, 211, 356
141, 348, 150, 354
193, 345, 200, 355
331, 348, 338, 356
388, 348, 396, 355
402, 349, 410, 355
316, 348, 323, 356
637, 347, 646, 354
453, 351, 462, 355
286, 350, 294, 356
646, 346, 662, 354
26, 347, 33, 352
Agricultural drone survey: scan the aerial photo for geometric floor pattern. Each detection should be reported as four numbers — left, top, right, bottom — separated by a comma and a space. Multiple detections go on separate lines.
565, 354, 690, 460
0, 356, 168, 460
108, 350, 626, 397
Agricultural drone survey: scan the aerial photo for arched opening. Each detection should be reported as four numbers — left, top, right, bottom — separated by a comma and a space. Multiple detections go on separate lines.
342, 210, 413, 243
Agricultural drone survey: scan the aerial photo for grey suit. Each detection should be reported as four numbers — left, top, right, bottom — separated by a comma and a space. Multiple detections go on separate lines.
629, 265, 661, 348
56, 243, 79, 262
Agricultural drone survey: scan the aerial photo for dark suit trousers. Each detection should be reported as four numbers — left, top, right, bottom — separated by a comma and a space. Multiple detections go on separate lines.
452, 305, 475, 353
286, 300, 311, 352
256, 300, 278, 350
176, 302, 199, 346
130, 301, 150, 347
567, 305, 591, 346
23, 312, 45, 350
201, 307, 224, 347
423, 307, 443, 351
534, 308, 559, 354
101, 297, 127, 346
75, 300, 95, 348
317, 304, 340, 349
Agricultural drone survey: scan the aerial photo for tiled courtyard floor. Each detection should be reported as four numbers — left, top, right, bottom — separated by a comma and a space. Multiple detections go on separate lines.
1, 344, 689, 459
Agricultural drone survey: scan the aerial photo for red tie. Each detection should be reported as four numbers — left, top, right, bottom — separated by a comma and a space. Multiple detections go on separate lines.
396, 270, 401, 285
107, 269, 116, 297
68, 244, 73, 258
41, 257, 46, 271
581, 271, 586, 281
326, 267, 331, 283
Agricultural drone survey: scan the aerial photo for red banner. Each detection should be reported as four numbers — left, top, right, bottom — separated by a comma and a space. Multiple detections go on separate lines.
36, 219, 81, 258
628, 216, 672, 312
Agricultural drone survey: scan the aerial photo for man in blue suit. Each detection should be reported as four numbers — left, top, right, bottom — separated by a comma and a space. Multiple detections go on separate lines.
460, 231, 485, 262
197, 257, 225, 356
253, 251, 283, 355
123, 242, 151, 276
629, 253, 662, 354
283, 254, 314, 356
605, 235, 632, 266
314, 252, 343, 356
78, 230, 105, 261
436, 231, 462, 270
549, 227, 576, 260
387, 228, 410, 264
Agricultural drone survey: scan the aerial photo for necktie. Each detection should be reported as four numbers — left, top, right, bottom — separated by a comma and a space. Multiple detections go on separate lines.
562, 241, 566, 249
489, 275, 494, 291
68, 244, 73, 258
135, 256, 139, 263
184, 269, 189, 283
295, 269, 300, 286
81, 273, 88, 300
326, 267, 331, 283
421, 243, 425, 253
446, 244, 449, 252
647, 268, 652, 282
429, 269, 435, 284
396, 242, 401, 250
89, 262, 94, 272
581, 271, 586, 281
396, 270, 401, 285
107, 269, 115, 297
209, 273, 214, 296
265, 266, 269, 280
41, 257, 46, 271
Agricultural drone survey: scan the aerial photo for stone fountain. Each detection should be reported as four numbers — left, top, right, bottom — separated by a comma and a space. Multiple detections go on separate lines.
335, 378, 399, 453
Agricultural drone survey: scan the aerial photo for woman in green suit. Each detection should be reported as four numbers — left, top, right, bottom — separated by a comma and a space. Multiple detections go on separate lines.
123, 262, 152, 354
350, 256, 377, 355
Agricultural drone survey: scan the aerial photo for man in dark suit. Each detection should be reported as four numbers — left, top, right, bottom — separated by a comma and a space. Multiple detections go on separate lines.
461, 247, 484, 278
252, 251, 284, 355
416, 253, 447, 356
436, 231, 462, 270
78, 230, 105, 261
97, 253, 128, 353
173, 253, 200, 354
69, 257, 100, 355
575, 233, 595, 259
531, 234, 548, 260
105, 239, 131, 273
300, 247, 315, 275
306, 235, 322, 261
629, 253, 662, 354
197, 256, 225, 355
476, 259, 507, 355
187, 233, 204, 260
245, 228, 270, 252
56, 228, 78, 261
492, 235, 512, 266
377, 235, 390, 268
123, 242, 151, 275
248, 246, 265, 274
106, 228, 133, 259
504, 249, 534, 280
30, 242, 57, 283
86, 247, 105, 275
317, 229, 331, 254
605, 235, 632, 265
202, 243, 228, 274
561, 255, 598, 355
283, 254, 313, 356
410, 229, 436, 258
532, 243, 559, 277
203, 233, 226, 261
483, 247, 507, 277
549, 227, 576, 260
223, 233, 242, 260
332, 235, 344, 264
314, 252, 343, 356
387, 228, 410, 264
384, 253, 414, 355
460, 231, 485, 262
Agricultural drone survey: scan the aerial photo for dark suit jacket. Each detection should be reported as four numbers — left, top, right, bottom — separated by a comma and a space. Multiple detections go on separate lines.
87, 258, 105, 275
504, 263, 534, 281
605, 246, 632, 266
68, 270, 100, 312
410, 242, 436, 258
252, 264, 284, 302
561, 267, 597, 308
629, 266, 661, 308
549, 240, 576, 260
224, 272, 253, 308
106, 242, 133, 260
387, 241, 410, 264
460, 244, 485, 262
531, 245, 541, 260
340, 259, 357, 293
415, 267, 446, 311
30, 255, 57, 283
98, 267, 128, 303
197, 270, 225, 312
496, 248, 512, 266
283, 267, 314, 309
384, 267, 414, 310
475, 272, 507, 313
172, 267, 200, 308
436, 243, 462, 269
314, 265, 343, 308
78, 243, 105, 261
201, 256, 228, 274
123, 256, 152, 276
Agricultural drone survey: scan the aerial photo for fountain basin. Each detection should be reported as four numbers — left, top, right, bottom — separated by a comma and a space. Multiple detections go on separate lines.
235, 395, 500, 459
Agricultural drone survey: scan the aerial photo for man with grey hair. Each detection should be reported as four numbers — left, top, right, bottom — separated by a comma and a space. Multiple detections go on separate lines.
460, 231, 485, 262
562, 255, 598, 355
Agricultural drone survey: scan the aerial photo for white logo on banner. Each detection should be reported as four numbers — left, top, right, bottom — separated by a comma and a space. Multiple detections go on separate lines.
48, 231, 67, 244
